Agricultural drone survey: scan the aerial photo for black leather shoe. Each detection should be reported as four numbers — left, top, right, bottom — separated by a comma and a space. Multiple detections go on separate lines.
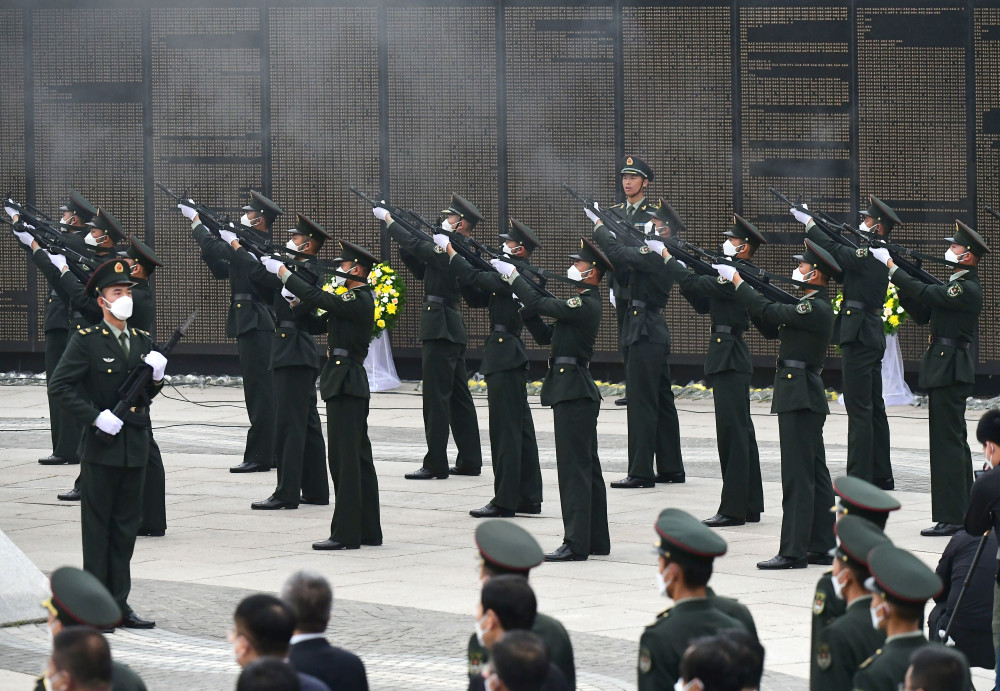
230, 462, 270, 473
756, 555, 807, 570
746, 511, 762, 523
807, 551, 834, 565
251, 496, 298, 510
120, 612, 155, 629
138, 529, 165, 537
405, 467, 449, 480
470, 503, 515, 518
545, 543, 588, 562
614, 397, 628, 406
516, 503, 542, 515
610, 476, 655, 489
873, 477, 895, 491
361, 539, 383, 547
449, 466, 482, 476
38, 455, 78, 465
702, 514, 745, 527
57, 488, 81, 501
920, 522, 962, 537
655, 472, 686, 484
300, 496, 329, 506
312, 539, 359, 550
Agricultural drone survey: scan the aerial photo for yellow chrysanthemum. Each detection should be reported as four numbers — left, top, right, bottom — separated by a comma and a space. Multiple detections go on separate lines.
387, 304, 397, 314
377, 319, 385, 328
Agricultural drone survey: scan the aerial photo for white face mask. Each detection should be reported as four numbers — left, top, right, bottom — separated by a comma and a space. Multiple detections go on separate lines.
502, 243, 515, 256
859, 222, 870, 233
104, 294, 133, 321
870, 602, 886, 630
674, 679, 696, 691
474, 614, 491, 647
945, 248, 964, 264
85, 231, 101, 247
831, 569, 846, 600
791, 267, 813, 283
567, 265, 586, 282
241, 213, 259, 229
722, 240, 742, 258
442, 218, 457, 232
286, 239, 306, 253
986, 442, 996, 468
656, 566, 671, 597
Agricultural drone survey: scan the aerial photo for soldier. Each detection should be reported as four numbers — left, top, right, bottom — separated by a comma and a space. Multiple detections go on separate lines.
449, 219, 543, 518
716, 239, 840, 569
638, 508, 750, 690
853, 544, 944, 691
872, 221, 988, 536
467, 521, 575, 688
810, 515, 891, 691
792, 195, 900, 489
491, 239, 612, 561
373, 195, 483, 480
272, 240, 382, 550
224, 214, 330, 510
48, 258, 166, 629
179, 192, 282, 473
662, 213, 765, 524
590, 201, 684, 488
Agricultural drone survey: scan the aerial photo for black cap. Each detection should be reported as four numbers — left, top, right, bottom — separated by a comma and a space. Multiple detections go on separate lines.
646, 200, 685, 236
287, 213, 331, 244
832, 476, 900, 528
794, 239, 842, 278
501, 218, 542, 251
475, 520, 544, 572
655, 508, 728, 563
724, 214, 767, 247
126, 236, 163, 273
60, 190, 98, 222
862, 195, 903, 230
866, 544, 942, 605
242, 191, 284, 221
48, 566, 122, 629
334, 240, 377, 270
620, 155, 654, 181
441, 193, 484, 225
86, 208, 126, 243
945, 220, 990, 258
85, 258, 134, 298
834, 514, 891, 569
569, 238, 614, 274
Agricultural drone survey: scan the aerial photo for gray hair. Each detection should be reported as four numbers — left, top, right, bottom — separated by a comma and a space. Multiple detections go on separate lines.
281, 570, 332, 634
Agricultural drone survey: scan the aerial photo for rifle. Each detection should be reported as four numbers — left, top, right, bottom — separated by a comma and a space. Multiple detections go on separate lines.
561, 184, 646, 246
4, 215, 98, 284
985, 205, 1000, 223
94, 310, 197, 445
851, 226, 948, 286
666, 236, 799, 305
769, 187, 858, 250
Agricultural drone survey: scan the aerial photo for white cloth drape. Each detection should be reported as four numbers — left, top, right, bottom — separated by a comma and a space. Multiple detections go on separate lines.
838, 332, 914, 407
364, 332, 400, 392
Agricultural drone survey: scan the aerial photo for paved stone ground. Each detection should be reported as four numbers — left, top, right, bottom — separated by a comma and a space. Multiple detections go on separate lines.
0, 381, 995, 690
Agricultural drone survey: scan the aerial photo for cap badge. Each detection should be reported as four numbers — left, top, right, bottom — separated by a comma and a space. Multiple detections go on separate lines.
626, 157, 633, 166
114, 262, 124, 273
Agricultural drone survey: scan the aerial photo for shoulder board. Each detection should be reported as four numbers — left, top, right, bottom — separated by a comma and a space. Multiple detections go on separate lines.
610, 202, 624, 210
796, 301, 813, 314
132, 328, 150, 337
947, 282, 963, 298
639, 245, 651, 254
654, 607, 671, 622
638, 201, 649, 210
858, 650, 881, 669
566, 296, 582, 308
341, 290, 356, 302
856, 247, 869, 258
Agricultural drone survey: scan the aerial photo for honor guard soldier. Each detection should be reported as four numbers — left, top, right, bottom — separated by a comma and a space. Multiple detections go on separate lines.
467, 521, 575, 688
638, 508, 750, 690
272, 240, 383, 550
374, 194, 483, 480
662, 213, 765, 525
449, 219, 543, 518
717, 240, 840, 569
48, 258, 167, 629
853, 545, 948, 691
793, 195, 900, 489
225, 214, 330, 510
590, 200, 684, 488
180, 191, 282, 473
810, 515, 891, 691
492, 239, 612, 561
873, 221, 988, 537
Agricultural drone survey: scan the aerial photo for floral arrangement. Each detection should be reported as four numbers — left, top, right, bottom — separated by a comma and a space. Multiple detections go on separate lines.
832, 283, 909, 336
320, 262, 406, 340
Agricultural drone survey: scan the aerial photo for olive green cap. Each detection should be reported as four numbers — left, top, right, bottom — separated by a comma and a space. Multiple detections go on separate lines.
48, 566, 122, 628
475, 520, 544, 573
945, 220, 990, 258
862, 195, 902, 230
655, 508, 728, 562
646, 199, 685, 236
832, 476, 900, 528
333, 240, 377, 270
441, 192, 484, 225
242, 190, 284, 221
568, 237, 614, 274
60, 190, 98, 222
793, 238, 842, 278
85, 207, 126, 243
85, 258, 134, 298
724, 213, 766, 247
866, 544, 942, 604
126, 235, 163, 272
501, 218, 542, 251
287, 213, 331, 244
834, 514, 891, 568
620, 155, 654, 181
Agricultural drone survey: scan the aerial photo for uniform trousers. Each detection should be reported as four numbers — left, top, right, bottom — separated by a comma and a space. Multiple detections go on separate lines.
45, 329, 84, 459
625, 339, 683, 479
272, 365, 328, 504
420, 339, 482, 476
928, 383, 975, 524
841, 342, 892, 482
138, 436, 166, 534
486, 368, 542, 510
326, 395, 381, 546
711, 370, 763, 518
238, 329, 276, 468
777, 409, 835, 558
552, 398, 609, 555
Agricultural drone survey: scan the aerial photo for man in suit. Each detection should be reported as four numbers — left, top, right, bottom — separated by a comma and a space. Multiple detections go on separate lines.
281, 571, 369, 690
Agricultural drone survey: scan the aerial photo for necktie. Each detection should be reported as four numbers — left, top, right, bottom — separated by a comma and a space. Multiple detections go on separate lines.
118, 331, 130, 359
627, 205, 635, 221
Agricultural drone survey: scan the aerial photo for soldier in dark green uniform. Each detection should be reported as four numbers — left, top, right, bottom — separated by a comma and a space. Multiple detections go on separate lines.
811, 515, 891, 691
853, 544, 944, 691
638, 508, 749, 690
492, 239, 611, 561
467, 521, 575, 688
793, 195, 900, 489
180, 191, 282, 473
48, 258, 166, 629
449, 218, 542, 518
225, 214, 329, 510
873, 221, 988, 536
374, 195, 483, 480
720, 239, 840, 569
662, 212, 765, 524
590, 201, 684, 488
274, 240, 383, 550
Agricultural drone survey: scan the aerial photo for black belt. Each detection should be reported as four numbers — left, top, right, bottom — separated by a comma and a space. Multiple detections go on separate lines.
630, 299, 664, 311
841, 300, 882, 317
277, 320, 297, 329
931, 337, 970, 350
550, 356, 589, 369
491, 324, 512, 334
777, 359, 823, 375
328, 347, 365, 364
425, 295, 458, 309
711, 325, 744, 338
231, 293, 259, 302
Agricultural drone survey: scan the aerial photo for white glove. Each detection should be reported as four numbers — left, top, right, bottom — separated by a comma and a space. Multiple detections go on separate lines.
281, 287, 299, 305
490, 258, 515, 275
13, 229, 33, 247
177, 202, 198, 220
46, 251, 68, 272
373, 207, 389, 222
219, 229, 238, 244
585, 207, 600, 224
260, 256, 284, 275
609, 287, 616, 308
143, 351, 168, 380
790, 207, 812, 225
433, 233, 450, 250
712, 263, 738, 282
645, 239, 665, 255
95, 409, 124, 436
870, 248, 891, 266
4, 205, 18, 220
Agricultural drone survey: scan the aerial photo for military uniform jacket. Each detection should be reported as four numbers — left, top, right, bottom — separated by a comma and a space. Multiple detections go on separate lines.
604, 199, 653, 302
736, 286, 834, 415
58, 244, 122, 328
35, 660, 147, 691
48, 321, 161, 468
510, 276, 601, 407
388, 220, 467, 344
807, 226, 888, 349
666, 260, 753, 375
592, 225, 673, 346
467, 612, 576, 689
449, 254, 528, 375
812, 595, 885, 691
706, 588, 758, 639
30, 247, 73, 331
811, 571, 847, 643
192, 223, 275, 337
890, 267, 981, 389
284, 272, 373, 401
852, 632, 928, 691
638, 597, 747, 690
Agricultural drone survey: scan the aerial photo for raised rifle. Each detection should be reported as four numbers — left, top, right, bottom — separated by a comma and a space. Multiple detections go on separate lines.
769, 187, 858, 250
5, 198, 98, 283
561, 183, 646, 246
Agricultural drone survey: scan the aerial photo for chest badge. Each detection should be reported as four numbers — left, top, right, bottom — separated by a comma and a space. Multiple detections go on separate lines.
102, 357, 116, 363
947, 282, 963, 298
796, 301, 812, 314
566, 296, 582, 308
856, 247, 869, 258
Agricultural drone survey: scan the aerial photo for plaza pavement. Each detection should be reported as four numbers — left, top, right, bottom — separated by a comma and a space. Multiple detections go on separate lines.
0, 380, 994, 689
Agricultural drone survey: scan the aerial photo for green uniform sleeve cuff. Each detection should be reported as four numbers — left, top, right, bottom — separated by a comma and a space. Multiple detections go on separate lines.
279, 269, 292, 285
191, 220, 200, 230
888, 265, 898, 278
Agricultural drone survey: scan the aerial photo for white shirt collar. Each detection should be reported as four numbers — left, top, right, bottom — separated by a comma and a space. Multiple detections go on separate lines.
289, 633, 326, 645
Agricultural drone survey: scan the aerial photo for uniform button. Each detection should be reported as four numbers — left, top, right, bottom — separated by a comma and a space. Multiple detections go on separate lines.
281, 334, 286, 338
717, 338, 721, 343
940, 351, 944, 356
107, 369, 112, 373
787, 373, 792, 379
237, 303, 242, 308
559, 368, 564, 373
498, 338, 503, 343
846, 310, 851, 315
335, 360, 341, 365
634, 310, 638, 315
427, 306, 431, 311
